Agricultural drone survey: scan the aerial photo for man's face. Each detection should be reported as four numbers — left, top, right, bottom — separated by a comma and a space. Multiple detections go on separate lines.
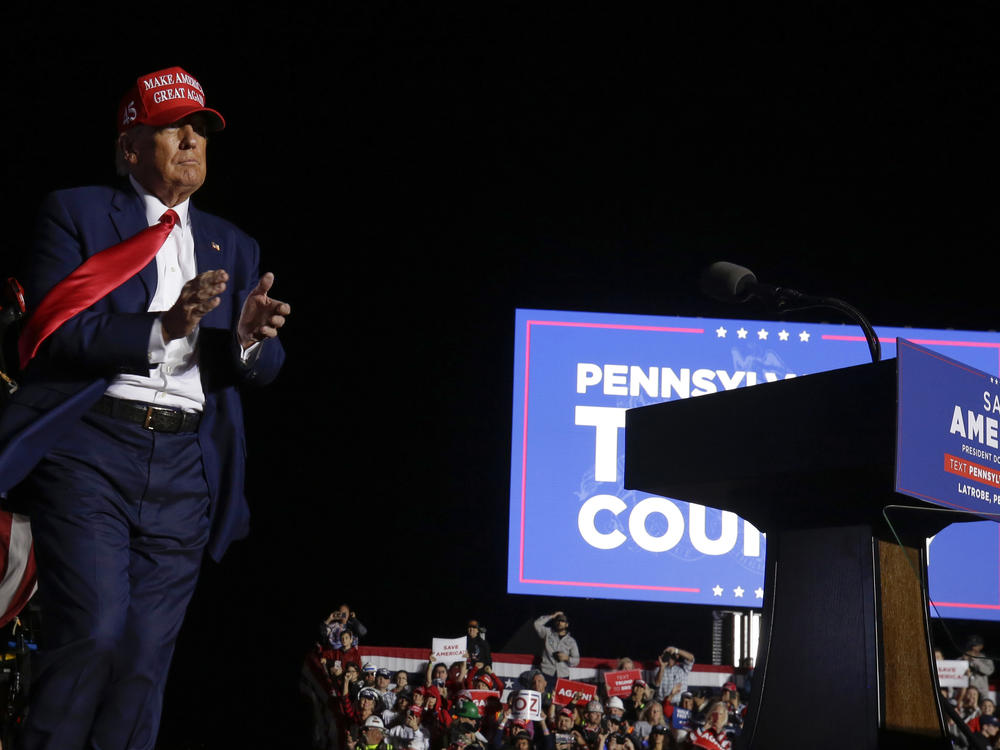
555, 619, 569, 634
363, 727, 384, 744
468, 625, 479, 638
608, 708, 624, 720
532, 674, 547, 692
341, 632, 354, 648
376, 675, 389, 689
360, 696, 375, 712
338, 606, 351, 620
586, 711, 601, 725
557, 714, 573, 731
123, 114, 208, 205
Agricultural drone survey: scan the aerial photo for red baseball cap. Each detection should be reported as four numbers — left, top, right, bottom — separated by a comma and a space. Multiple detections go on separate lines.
118, 66, 225, 134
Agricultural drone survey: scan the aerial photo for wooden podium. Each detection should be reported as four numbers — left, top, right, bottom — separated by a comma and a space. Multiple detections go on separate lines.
624, 358, 965, 749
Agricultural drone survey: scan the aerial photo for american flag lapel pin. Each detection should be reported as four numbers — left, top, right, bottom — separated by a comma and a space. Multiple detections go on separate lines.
211, 242, 221, 252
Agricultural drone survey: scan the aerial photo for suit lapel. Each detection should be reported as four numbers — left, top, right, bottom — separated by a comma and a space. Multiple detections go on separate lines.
108, 186, 156, 307
190, 204, 231, 329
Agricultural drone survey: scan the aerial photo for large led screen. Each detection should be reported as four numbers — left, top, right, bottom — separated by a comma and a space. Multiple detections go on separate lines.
507, 308, 1000, 620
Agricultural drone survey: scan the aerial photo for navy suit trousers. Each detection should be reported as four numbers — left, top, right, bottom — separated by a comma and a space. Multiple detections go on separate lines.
14, 408, 210, 750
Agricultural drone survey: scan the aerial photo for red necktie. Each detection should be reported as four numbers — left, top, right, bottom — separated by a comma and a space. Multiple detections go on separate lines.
18, 209, 179, 368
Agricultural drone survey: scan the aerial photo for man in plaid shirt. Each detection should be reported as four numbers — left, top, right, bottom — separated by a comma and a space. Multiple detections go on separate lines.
653, 645, 695, 704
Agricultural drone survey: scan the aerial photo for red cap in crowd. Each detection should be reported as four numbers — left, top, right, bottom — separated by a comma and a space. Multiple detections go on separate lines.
117, 66, 225, 134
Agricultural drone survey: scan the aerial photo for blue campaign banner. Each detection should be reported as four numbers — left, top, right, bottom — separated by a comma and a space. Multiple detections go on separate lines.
507, 309, 1000, 619
897, 340, 1000, 517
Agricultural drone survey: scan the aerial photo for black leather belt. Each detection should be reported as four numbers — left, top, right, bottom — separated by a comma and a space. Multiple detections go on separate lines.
91, 395, 201, 433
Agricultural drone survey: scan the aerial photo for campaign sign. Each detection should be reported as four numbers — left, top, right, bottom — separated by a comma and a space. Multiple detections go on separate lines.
671, 706, 693, 730
467, 690, 501, 716
507, 309, 1000, 619
432, 636, 467, 664
936, 659, 970, 688
603, 669, 642, 698
511, 690, 544, 721
896, 340, 1000, 518
553, 678, 597, 706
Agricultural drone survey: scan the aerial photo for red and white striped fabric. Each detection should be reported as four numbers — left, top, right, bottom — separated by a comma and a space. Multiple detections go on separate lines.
0, 511, 36, 627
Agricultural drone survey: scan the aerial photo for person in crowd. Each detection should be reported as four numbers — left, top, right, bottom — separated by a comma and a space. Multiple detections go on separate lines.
622, 679, 650, 724
421, 683, 452, 745
335, 628, 361, 669
644, 724, 675, 750
605, 729, 638, 750
383, 692, 413, 728
377, 668, 398, 711
347, 715, 393, 750
962, 635, 995, 701
428, 659, 450, 689
467, 664, 505, 693
653, 647, 695, 705
605, 697, 625, 724
534, 612, 580, 688
631, 701, 664, 742
664, 691, 695, 743
447, 660, 471, 701
323, 605, 369, 649
343, 686, 385, 744
468, 620, 493, 667
718, 682, 744, 735
981, 697, 997, 724
959, 685, 983, 735
362, 663, 380, 687
494, 712, 533, 750
448, 698, 489, 750
979, 714, 1000, 746
388, 705, 431, 750
392, 670, 412, 697
688, 701, 731, 750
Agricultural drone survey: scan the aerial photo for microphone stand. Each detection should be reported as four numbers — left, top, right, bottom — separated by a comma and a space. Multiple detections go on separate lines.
765, 286, 881, 364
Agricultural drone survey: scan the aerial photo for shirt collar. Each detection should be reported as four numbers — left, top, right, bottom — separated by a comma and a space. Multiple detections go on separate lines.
128, 174, 191, 229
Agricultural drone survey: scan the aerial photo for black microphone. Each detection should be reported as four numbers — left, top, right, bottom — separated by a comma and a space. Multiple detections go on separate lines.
700, 261, 881, 363
700, 261, 817, 307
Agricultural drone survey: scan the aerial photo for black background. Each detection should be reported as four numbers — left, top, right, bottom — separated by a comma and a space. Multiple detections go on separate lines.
4, 4, 1000, 747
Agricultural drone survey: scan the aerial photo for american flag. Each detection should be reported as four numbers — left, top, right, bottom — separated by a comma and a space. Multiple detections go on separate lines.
0, 511, 35, 627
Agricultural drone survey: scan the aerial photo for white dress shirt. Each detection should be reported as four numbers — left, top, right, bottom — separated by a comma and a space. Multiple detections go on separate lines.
104, 176, 206, 412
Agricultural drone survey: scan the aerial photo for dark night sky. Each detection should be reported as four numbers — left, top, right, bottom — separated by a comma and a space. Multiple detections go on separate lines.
5, 3, 1000, 747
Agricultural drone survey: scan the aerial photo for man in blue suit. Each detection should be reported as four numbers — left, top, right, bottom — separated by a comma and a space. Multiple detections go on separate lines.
0, 66, 289, 749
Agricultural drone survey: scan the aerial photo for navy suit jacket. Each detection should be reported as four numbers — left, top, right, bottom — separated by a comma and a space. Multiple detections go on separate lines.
0, 184, 285, 561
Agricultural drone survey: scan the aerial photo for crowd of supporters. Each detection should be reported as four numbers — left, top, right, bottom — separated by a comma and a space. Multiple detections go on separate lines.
301, 607, 1000, 750
300, 606, 747, 750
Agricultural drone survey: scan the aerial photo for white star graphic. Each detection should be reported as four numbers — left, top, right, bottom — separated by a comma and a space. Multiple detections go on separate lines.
778, 329, 789, 341
734, 586, 745, 598
757, 329, 768, 340
715, 326, 727, 338
755, 587, 764, 599
799, 331, 810, 342
712, 585, 723, 597
505, 679, 515, 689
737, 328, 748, 339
